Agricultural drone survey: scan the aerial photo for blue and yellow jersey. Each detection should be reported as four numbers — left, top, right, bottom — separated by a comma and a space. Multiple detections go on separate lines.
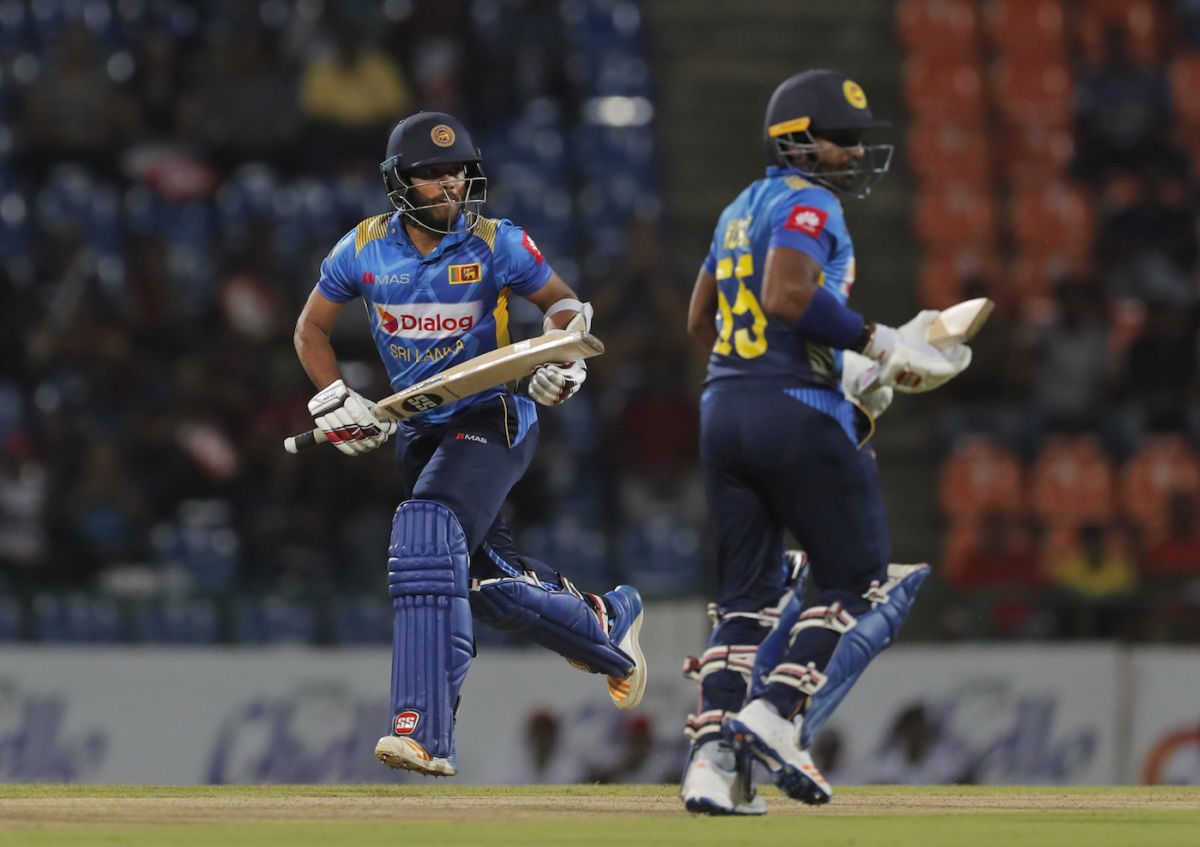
702, 165, 857, 391
316, 211, 550, 430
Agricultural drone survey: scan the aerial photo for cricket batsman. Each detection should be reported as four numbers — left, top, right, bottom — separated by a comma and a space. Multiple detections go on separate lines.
678, 70, 972, 813
293, 111, 647, 778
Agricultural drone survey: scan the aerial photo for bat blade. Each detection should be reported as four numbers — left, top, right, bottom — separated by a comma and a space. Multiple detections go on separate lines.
925, 297, 994, 349
284, 331, 605, 454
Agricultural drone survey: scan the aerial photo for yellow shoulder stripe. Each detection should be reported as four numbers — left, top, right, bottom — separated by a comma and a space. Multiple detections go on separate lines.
471, 216, 501, 252
354, 214, 391, 255
784, 175, 814, 190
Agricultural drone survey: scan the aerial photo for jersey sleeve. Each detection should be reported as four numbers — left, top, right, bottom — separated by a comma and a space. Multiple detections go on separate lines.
767, 188, 842, 266
493, 220, 553, 296
315, 229, 361, 302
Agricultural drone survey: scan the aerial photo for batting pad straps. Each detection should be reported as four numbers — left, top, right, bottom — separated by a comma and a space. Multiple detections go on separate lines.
788, 603, 857, 643
387, 500, 474, 763
764, 661, 829, 695
799, 563, 931, 748
542, 298, 593, 333
682, 645, 760, 683
684, 709, 733, 744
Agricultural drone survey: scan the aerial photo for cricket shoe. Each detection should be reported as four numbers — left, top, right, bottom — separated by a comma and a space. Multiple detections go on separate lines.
727, 699, 832, 805
680, 740, 767, 816
604, 584, 647, 710
374, 735, 456, 777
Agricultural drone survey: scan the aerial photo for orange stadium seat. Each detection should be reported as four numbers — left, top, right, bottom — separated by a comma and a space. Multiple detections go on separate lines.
991, 60, 1073, 128
906, 121, 991, 190
986, 0, 1069, 63
903, 55, 987, 125
915, 183, 996, 251
938, 435, 1025, 521
1029, 435, 1116, 528
917, 249, 1002, 310
897, 0, 981, 63
1120, 435, 1200, 539
1009, 182, 1093, 262
997, 124, 1074, 187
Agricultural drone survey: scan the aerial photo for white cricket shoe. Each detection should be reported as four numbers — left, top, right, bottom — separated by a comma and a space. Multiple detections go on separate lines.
728, 699, 832, 805
374, 735, 456, 777
604, 585, 647, 710
680, 740, 767, 815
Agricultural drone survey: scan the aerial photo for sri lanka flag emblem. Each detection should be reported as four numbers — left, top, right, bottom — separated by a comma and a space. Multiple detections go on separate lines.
448, 262, 482, 284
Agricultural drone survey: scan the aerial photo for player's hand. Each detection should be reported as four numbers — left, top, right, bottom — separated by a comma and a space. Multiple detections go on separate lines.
863, 322, 971, 394
528, 360, 587, 406
842, 350, 894, 418
307, 379, 396, 456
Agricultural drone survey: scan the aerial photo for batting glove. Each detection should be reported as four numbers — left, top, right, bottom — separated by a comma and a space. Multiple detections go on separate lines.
528, 360, 587, 407
308, 379, 395, 456
842, 350, 894, 419
862, 322, 971, 394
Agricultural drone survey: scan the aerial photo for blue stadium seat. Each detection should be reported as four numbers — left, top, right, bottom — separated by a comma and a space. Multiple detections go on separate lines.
329, 595, 392, 645
232, 595, 316, 644
34, 593, 121, 642
130, 597, 219, 644
0, 596, 22, 641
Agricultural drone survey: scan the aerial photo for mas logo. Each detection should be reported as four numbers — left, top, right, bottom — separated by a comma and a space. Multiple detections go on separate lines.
784, 205, 829, 238
394, 710, 421, 736
430, 125, 456, 147
448, 262, 482, 284
843, 79, 867, 109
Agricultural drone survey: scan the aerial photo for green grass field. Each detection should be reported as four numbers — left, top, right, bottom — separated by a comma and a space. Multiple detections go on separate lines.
1, 785, 1198, 847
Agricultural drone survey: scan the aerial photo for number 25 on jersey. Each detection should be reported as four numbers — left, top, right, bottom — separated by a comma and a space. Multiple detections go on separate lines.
714, 254, 768, 359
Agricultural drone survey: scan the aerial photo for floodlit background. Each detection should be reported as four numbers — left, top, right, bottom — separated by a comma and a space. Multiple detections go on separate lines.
2, 0, 1200, 787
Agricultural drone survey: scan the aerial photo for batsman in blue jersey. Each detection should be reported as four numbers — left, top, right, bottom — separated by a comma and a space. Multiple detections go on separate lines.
678, 71, 973, 814
293, 112, 646, 778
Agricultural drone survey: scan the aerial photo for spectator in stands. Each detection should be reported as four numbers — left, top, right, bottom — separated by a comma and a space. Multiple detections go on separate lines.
1021, 277, 1116, 443
947, 510, 1042, 591
1047, 523, 1138, 638
1144, 492, 1200, 582
1071, 26, 1178, 184
1121, 299, 1198, 433
20, 27, 129, 180
195, 32, 300, 169
299, 16, 411, 166
0, 434, 47, 585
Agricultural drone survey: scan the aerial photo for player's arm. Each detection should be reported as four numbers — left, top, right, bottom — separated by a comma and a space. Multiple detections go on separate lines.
294, 286, 394, 456
686, 268, 719, 348
520, 272, 593, 407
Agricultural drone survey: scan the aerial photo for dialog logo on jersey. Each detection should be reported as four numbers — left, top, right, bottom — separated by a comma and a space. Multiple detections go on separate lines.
393, 710, 421, 736
375, 302, 482, 339
784, 205, 829, 238
448, 262, 482, 284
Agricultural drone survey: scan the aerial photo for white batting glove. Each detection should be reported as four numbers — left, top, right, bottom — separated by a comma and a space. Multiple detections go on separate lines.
528, 360, 587, 407
862, 321, 972, 394
307, 379, 395, 456
842, 350, 894, 419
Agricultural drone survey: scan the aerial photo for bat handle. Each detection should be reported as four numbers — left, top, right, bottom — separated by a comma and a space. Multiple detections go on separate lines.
283, 428, 327, 454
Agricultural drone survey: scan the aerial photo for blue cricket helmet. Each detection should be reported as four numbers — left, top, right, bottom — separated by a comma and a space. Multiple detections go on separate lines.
763, 69, 893, 199
380, 111, 487, 227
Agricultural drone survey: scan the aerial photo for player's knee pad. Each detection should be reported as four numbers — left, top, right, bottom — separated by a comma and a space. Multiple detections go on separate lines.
387, 500, 474, 762
798, 563, 929, 747
469, 573, 633, 678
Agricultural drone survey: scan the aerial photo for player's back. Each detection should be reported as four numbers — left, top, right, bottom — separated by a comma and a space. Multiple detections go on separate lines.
702, 169, 855, 392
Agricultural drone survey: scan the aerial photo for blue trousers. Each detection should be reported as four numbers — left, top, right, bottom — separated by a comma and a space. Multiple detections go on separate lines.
700, 384, 890, 613
394, 395, 550, 582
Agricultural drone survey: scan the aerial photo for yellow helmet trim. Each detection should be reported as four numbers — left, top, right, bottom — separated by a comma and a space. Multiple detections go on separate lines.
767, 116, 812, 137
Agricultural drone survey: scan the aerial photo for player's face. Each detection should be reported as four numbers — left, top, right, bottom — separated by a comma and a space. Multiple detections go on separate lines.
406, 163, 468, 229
810, 131, 864, 190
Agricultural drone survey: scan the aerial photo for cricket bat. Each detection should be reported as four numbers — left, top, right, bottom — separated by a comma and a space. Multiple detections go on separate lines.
284, 330, 605, 454
855, 297, 993, 395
